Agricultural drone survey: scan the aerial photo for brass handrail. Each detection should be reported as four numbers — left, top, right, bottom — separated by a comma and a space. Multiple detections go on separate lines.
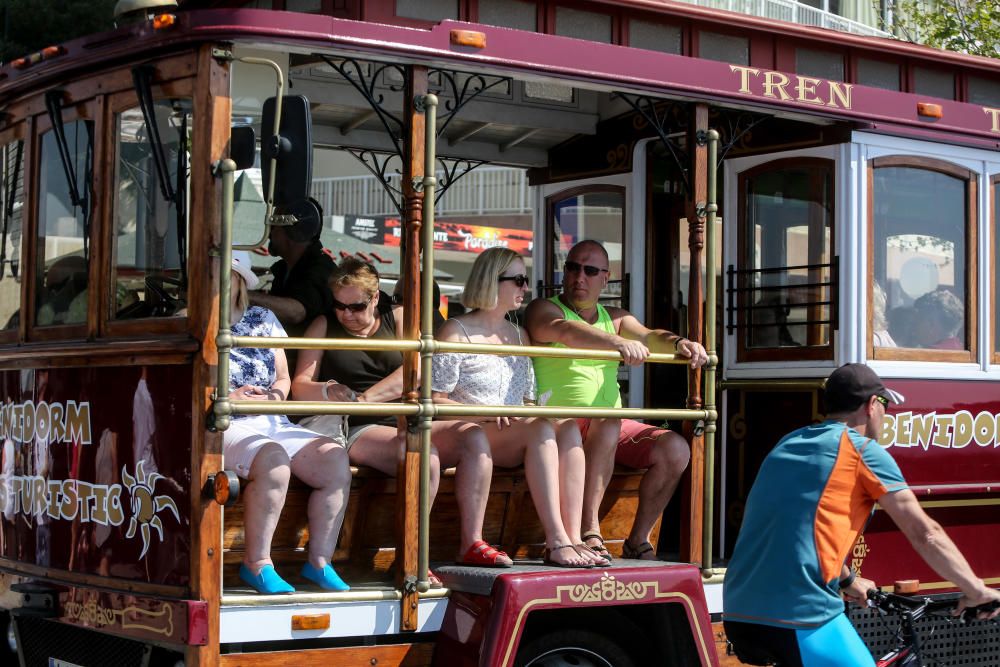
230, 335, 691, 364
227, 399, 715, 422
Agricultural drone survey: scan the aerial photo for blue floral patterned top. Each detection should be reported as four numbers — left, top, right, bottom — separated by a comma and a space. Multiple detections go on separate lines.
229, 306, 286, 398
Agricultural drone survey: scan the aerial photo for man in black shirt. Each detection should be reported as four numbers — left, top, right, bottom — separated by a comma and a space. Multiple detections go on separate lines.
250, 199, 336, 340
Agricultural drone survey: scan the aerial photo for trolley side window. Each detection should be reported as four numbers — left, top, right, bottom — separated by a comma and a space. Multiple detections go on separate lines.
870, 157, 975, 362
544, 187, 626, 308
0, 130, 25, 337
735, 158, 835, 362
994, 176, 999, 360
35, 117, 94, 333
111, 98, 192, 321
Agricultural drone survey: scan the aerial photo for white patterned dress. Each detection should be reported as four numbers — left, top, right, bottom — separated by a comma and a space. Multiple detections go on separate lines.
431, 319, 536, 406
224, 306, 329, 478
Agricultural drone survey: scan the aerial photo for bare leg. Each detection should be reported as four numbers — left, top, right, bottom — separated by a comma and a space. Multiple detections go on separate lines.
554, 420, 587, 539
628, 431, 690, 560
242, 442, 291, 572
432, 421, 493, 557
581, 418, 621, 542
485, 418, 589, 567
290, 437, 352, 569
348, 425, 442, 503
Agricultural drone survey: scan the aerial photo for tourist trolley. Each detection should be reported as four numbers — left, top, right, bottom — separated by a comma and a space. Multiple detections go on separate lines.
0, 1, 997, 665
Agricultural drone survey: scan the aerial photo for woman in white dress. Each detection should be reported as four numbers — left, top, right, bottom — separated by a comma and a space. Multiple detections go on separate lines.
433, 248, 604, 568
224, 251, 352, 593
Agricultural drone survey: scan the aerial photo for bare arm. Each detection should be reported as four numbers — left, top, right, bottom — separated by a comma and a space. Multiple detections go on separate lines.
617, 313, 709, 368
880, 489, 1000, 615
290, 315, 346, 400
524, 298, 648, 366
249, 291, 306, 325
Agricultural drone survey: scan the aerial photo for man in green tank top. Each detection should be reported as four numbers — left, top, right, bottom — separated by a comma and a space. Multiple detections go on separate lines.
526, 240, 708, 560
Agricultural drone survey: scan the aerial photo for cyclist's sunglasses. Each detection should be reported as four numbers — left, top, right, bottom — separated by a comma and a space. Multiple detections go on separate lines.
498, 274, 529, 288
332, 296, 372, 313
874, 395, 889, 407
564, 260, 609, 277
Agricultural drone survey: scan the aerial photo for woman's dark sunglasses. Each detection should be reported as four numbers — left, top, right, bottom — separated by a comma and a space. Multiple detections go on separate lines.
564, 260, 609, 277
498, 274, 530, 288
332, 296, 372, 313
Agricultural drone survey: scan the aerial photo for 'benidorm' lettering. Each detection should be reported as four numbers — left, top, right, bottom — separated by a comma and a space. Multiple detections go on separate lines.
0, 399, 91, 445
730, 65, 854, 109
879, 410, 1000, 450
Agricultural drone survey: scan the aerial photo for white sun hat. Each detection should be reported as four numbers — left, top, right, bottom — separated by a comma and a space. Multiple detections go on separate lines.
231, 250, 259, 290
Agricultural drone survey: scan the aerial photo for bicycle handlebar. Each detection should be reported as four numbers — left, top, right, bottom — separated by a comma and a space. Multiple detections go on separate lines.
867, 589, 1000, 622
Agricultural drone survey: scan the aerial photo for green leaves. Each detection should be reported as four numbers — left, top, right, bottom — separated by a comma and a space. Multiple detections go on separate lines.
1, 0, 118, 63
883, 0, 1000, 58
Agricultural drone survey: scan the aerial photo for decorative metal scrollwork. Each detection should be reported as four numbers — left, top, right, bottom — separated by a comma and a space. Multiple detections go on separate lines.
346, 148, 403, 215
429, 69, 511, 139
613, 92, 691, 194
321, 55, 407, 156
715, 111, 769, 164
434, 157, 488, 204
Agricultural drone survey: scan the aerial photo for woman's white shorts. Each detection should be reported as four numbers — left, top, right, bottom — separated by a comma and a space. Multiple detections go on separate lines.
223, 414, 337, 479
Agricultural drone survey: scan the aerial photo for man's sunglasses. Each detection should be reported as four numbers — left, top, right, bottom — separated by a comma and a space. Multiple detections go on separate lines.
874, 395, 889, 407
498, 274, 530, 288
332, 296, 372, 313
564, 260, 609, 277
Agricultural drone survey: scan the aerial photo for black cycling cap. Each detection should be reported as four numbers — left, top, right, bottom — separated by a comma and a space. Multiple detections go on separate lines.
823, 363, 905, 414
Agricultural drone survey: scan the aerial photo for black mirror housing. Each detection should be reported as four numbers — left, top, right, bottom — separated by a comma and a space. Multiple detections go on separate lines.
230, 125, 256, 171
260, 94, 312, 208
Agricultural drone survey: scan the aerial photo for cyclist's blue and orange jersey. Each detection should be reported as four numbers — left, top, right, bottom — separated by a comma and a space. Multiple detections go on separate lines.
723, 420, 908, 629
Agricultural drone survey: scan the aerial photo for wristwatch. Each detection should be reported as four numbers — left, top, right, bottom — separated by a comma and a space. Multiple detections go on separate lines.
838, 568, 857, 589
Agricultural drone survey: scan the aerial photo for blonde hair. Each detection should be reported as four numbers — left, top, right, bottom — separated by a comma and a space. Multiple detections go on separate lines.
330, 257, 380, 297
462, 247, 521, 310
229, 269, 250, 324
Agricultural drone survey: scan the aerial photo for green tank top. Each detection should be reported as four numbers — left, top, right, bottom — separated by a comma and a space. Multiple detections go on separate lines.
532, 296, 622, 408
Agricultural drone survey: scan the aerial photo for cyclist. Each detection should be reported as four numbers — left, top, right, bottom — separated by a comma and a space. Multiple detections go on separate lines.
723, 363, 1000, 666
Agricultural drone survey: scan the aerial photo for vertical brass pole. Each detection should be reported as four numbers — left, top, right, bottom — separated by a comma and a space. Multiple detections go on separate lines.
213, 158, 237, 431
418, 94, 438, 592
702, 130, 719, 573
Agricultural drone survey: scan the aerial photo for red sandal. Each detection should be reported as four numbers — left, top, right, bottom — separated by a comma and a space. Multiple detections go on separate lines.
457, 540, 514, 568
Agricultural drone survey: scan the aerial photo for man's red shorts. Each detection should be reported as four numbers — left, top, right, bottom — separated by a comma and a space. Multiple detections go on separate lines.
576, 418, 668, 469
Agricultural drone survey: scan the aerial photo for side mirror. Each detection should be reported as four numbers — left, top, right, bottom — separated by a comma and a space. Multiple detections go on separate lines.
260, 94, 312, 209
229, 125, 256, 171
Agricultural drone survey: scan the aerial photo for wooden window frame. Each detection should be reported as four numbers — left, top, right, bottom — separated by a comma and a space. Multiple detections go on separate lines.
28, 98, 103, 343
543, 184, 627, 301
736, 157, 836, 363
868, 155, 977, 363
103, 81, 194, 339
0, 122, 28, 346
992, 175, 999, 364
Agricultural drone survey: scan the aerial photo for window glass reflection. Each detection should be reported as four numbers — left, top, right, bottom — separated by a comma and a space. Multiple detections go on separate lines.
36, 121, 93, 327
0, 139, 24, 330
872, 166, 966, 350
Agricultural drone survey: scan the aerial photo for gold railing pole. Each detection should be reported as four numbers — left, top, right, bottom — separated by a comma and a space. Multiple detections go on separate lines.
230, 335, 686, 364
418, 93, 438, 593
702, 130, 719, 573
213, 158, 238, 432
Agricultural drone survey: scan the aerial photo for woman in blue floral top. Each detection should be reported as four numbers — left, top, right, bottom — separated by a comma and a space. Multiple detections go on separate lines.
225, 251, 351, 594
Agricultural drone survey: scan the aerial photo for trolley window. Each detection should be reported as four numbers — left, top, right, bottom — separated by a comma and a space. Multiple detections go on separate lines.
0, 126, 25, 339
110, 91, 192, 325
869, 157, 976, 362
34, 109, 95, 338
994, 175, 1000, 361
544, 186, 626, 308
735, 158, 835, 362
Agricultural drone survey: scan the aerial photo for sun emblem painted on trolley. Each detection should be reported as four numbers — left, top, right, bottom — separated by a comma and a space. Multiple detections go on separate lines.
122, 460, 180, 559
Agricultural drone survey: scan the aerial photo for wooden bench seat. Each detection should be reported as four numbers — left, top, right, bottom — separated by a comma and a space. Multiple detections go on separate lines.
222, 465, 658, 587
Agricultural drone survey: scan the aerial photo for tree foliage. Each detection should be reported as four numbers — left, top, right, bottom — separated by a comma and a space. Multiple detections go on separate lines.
1, 0, 118, 62
882, 0, 1000, 58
